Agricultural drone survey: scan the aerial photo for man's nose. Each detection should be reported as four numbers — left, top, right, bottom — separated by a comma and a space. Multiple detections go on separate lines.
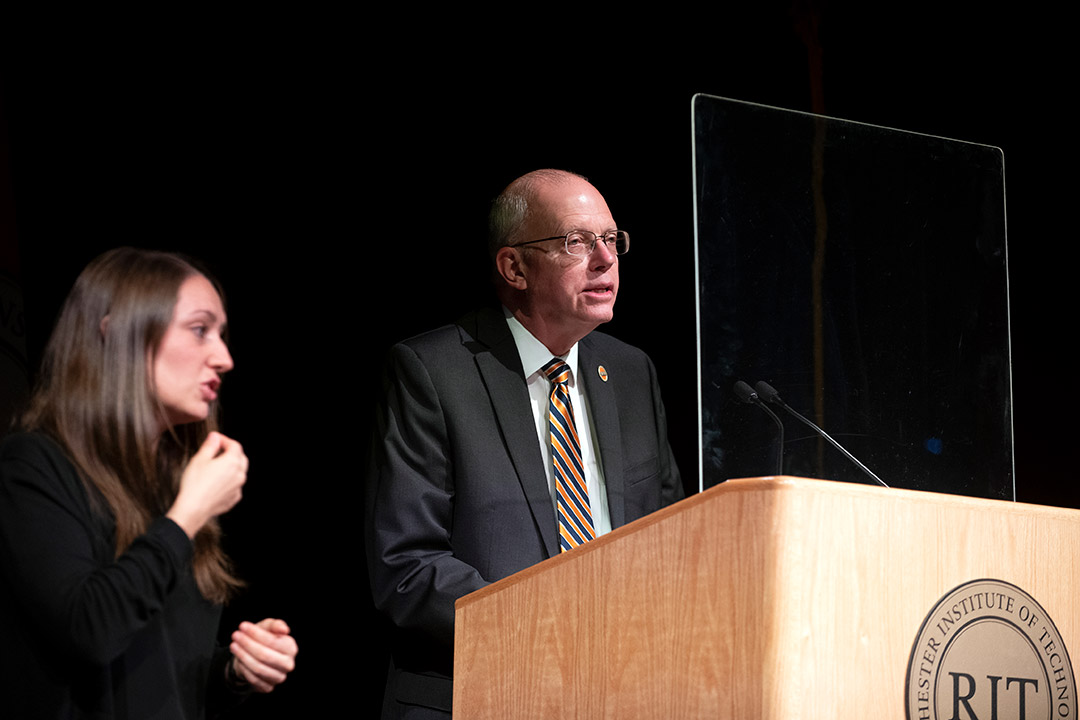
590, 238, 617, 268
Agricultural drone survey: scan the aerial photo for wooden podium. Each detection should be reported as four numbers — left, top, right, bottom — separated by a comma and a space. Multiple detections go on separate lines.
453, 477, 1080, 719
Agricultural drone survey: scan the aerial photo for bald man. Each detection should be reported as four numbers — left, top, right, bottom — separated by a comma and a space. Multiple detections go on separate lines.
366, 170, 683, 718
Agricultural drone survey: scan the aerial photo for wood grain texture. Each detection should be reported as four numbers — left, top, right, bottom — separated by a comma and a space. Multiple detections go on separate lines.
453, 477, 1080, 719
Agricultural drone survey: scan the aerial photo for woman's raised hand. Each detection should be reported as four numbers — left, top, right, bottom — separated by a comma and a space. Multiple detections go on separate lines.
167, 432, 248, 538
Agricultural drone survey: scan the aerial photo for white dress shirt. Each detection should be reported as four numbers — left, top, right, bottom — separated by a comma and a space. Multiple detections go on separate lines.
505, 310, 612, 538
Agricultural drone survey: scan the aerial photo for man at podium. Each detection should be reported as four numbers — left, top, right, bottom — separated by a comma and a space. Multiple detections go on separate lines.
366, 169, 684, 718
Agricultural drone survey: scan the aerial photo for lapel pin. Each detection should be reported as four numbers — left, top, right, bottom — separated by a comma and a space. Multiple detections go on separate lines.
597, 365, 608, 382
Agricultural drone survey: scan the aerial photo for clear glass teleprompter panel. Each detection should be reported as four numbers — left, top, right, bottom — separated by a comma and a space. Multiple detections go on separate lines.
692, 95, 1012, 500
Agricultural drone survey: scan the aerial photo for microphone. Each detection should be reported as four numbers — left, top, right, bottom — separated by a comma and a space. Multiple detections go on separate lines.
754, 381, 889, 488
733, 381, 784, 475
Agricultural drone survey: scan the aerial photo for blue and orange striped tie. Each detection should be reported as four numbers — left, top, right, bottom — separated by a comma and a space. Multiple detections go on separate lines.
543, 358, 594, 552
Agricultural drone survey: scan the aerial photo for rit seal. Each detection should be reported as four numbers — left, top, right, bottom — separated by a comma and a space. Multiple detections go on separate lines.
906, 579, 1075, 720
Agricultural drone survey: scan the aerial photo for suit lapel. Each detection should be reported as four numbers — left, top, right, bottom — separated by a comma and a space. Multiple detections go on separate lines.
579, 336, 625, 529
467, 310, 560, 558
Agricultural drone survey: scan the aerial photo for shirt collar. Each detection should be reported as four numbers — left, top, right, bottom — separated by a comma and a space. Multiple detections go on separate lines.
504, 308, 579, 386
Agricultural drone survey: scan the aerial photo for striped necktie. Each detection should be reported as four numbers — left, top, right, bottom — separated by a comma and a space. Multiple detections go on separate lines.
542, 358, 594, 552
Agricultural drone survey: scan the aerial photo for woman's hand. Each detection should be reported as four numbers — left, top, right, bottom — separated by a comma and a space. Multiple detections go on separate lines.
229, 618, 298, 693
166, 432, 247, 538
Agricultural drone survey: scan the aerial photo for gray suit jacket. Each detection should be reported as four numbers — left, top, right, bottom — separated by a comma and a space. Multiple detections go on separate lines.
366, 308, 683, 716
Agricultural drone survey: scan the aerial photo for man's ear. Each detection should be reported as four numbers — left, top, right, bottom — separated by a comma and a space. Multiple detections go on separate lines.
494, 246, 528, 290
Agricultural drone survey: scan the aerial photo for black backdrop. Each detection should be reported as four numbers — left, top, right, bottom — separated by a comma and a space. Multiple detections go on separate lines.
2, 6, 1075, 717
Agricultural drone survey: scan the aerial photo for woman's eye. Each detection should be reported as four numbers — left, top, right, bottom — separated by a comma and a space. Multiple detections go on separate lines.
192, 325, 207, 339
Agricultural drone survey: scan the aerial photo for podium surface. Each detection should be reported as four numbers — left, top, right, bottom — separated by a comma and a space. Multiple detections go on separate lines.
454, 477, 1079, 719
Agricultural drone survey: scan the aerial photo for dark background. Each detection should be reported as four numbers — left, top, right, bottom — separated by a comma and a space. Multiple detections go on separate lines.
1, 6, 1074, 717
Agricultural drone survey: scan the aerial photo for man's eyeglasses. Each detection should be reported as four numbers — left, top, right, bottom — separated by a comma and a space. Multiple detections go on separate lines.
510, 230, 630, 257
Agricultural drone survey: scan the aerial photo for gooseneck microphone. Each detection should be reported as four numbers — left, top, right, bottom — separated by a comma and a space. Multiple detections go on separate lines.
732, 381, 784, 475
754, 381, 889, 488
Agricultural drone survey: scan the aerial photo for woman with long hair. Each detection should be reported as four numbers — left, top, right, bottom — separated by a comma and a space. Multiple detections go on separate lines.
0, 247, 297, 718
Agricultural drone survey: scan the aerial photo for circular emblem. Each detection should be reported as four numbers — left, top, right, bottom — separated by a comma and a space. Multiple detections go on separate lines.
597, 365, 608, 382
906, 579, 1076, 720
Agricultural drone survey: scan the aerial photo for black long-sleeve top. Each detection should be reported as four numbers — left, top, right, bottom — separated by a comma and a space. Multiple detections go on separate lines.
0, 432, 244, 719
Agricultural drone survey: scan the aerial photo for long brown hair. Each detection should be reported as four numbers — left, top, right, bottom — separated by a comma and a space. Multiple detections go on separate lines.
22, 247, 242, 603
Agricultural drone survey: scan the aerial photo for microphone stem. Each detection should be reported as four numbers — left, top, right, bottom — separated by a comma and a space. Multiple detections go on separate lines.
777, 402, 889, 488
757, 401, 785, 475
